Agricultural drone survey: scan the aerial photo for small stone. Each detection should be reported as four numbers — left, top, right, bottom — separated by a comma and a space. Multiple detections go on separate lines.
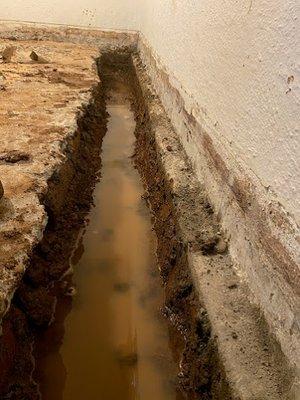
216, 238, 228, 254
30, 51, 49, 64
65, 286, 77, 297
1, 46, 16, 63
232, 332, 238, 340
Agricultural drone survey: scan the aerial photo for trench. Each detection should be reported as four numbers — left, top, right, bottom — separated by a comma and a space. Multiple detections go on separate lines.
0, 52, 226, 400
31, 65, 184, 399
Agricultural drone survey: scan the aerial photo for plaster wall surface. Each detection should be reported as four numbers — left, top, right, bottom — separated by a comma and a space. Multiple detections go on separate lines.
140, 0, 300, 225
0, 0, 140, 30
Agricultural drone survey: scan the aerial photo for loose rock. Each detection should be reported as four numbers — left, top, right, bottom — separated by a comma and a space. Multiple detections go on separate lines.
0, 180, 3, 199
0, 46, 16, 63
30, 51, 49, 64
0, 150, 30, 163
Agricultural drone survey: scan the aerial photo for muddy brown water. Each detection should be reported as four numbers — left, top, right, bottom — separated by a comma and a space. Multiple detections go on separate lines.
34, 92, 184, 400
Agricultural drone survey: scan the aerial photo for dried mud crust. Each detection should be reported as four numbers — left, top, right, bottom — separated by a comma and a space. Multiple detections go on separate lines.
0, 81, 108, 399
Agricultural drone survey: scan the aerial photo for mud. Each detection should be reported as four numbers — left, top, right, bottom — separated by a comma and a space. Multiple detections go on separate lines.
33, 76, 185, 400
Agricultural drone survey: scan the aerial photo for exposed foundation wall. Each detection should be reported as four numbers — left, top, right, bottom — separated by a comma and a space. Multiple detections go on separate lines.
137, 1, 300, 370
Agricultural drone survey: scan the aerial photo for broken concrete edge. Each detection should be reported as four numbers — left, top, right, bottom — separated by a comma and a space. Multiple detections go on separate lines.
137, 33, 300, 372
0, 81, 98, 324
131, 54, 298, 398
0, 20, 138, 51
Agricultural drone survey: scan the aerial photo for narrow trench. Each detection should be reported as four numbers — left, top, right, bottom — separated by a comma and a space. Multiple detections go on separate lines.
0, 52, 222, 400
32, 62, 184, 399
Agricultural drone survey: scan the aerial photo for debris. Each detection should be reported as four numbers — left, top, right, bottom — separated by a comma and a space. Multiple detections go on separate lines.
0, 180, 4, 199
64, 286, 77, 297
0, 72, 6, 90
113, 282, 131, 292
215, 238, 228, 254
0, 150, 30, 163
30, 51, 49, 64
0, 46, 16, 63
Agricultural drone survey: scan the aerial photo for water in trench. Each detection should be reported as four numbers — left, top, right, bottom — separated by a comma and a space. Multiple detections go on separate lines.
34, 89, 184, 400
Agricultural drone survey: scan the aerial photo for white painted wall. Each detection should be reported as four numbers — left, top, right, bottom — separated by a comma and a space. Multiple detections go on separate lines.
0, 0, 139, 30
140, 0, 300, 225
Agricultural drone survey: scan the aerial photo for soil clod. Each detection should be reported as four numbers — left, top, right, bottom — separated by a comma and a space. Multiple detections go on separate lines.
0, 46, 16, 63
0, 150, 30, 164
30, 51, 49, 64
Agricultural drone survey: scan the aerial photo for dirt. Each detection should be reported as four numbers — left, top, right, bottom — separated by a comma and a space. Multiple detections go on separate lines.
132, 84, 232, 400
0, 64, 108, 399
0, 38, 100, 329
